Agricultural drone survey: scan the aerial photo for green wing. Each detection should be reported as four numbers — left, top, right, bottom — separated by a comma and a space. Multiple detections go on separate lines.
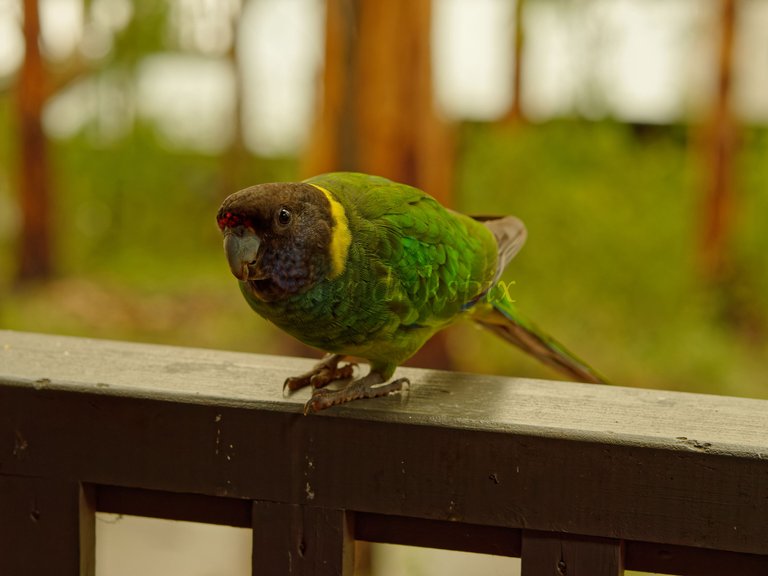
306, 172, 499, 328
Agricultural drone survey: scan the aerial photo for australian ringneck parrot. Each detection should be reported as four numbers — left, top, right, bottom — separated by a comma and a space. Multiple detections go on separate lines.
216, 172, 605, 412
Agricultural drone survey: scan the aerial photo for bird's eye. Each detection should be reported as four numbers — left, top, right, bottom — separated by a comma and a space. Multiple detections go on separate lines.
277, 207, 292, 226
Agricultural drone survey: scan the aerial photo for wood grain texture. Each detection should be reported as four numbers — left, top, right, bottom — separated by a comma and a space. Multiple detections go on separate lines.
355, 512, 522, 557
95, 485, 252, 528
625, 540, 768, 575
1, 330, 768, 561
252, 502, 354, 575
0, 476, 94, 576
521, 531, 623, 576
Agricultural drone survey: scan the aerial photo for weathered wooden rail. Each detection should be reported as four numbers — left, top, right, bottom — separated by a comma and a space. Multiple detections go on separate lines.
1, 330, 767, 575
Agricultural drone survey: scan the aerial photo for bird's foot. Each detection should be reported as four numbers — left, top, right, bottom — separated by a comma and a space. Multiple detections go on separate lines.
303, 372, 409, 414
283, 354, 355, 393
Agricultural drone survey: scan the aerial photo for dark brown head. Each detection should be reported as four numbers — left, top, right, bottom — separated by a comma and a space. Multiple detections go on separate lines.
216, 182, 349, 301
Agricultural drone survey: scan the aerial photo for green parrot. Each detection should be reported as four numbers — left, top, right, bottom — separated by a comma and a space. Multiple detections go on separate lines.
216, 172, 604, 412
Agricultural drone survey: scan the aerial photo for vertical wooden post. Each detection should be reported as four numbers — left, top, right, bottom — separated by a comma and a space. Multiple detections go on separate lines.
252, 501, 354, 576
0, 477, 95, 576
521, 531, 624, 576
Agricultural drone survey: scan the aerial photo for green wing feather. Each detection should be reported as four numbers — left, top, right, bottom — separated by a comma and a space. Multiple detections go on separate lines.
306, 172, 499, 323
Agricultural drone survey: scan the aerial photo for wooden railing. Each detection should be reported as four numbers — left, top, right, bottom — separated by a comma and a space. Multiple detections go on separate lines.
1, 330, 767, 575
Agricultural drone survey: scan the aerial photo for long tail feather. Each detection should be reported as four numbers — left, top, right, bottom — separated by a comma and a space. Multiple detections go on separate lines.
474, 298, 607, 384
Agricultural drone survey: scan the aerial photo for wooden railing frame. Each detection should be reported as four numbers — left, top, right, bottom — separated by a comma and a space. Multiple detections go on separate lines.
1, 330, 767, 575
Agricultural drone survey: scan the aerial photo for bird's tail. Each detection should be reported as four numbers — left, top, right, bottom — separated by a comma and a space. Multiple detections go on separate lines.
472, 295, 607, 385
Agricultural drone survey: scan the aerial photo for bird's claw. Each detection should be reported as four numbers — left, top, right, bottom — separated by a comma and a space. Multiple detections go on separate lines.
303, 376, 409, 414
283, 354, 355, 394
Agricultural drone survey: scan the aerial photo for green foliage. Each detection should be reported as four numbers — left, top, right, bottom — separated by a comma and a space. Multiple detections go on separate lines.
0, 94, 18, 285
110, 2, 172, 66
453, 121, 768, 398
51, 124, 297, 285
0, 103, 297, 351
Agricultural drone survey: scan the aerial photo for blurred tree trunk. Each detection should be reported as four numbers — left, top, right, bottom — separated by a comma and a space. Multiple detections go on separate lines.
699, 0, 738, 284
303, 0, 357, 175
303, 0, 454, 369
303, 0, 454, 205
222, 9, 247, 194
503, 0, 526, 124
16, 0, 53, 283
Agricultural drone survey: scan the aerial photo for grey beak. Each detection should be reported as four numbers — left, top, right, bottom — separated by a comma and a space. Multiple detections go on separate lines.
224, 229, 261, 281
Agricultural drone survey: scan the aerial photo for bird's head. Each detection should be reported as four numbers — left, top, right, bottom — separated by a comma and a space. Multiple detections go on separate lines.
216, 182, 350, 301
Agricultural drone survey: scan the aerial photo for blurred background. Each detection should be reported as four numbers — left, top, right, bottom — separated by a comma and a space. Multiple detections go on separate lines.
1, 0, 767, 574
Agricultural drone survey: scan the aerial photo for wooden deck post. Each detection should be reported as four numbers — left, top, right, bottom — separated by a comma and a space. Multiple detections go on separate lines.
0, 477, 95, 576
521, 531, 624, 576
252, 501, 354, 575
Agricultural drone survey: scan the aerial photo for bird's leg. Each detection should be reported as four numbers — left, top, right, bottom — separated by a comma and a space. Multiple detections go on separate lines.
283, 353, 355, 393
304, 371, 409, 414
